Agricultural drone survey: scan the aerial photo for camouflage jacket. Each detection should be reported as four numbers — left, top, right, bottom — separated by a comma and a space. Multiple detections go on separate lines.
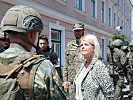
0, 43, 67, 100
112, 48, 127, 74
73, 58, 114, 100
63, 39, 84, 83
126, 52, 133, 72
107, 50, 118, 75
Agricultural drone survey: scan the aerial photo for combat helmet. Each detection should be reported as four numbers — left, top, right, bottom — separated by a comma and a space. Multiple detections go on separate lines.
112, 39, 123, 47
129, 42, 133, 47
1, 5, 43, 34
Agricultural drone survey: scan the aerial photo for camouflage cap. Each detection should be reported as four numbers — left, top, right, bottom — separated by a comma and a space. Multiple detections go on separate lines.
73, 23, 84, 31
129, 42, 133, 47
112, 39, 123, 47
1, 5, 43, 34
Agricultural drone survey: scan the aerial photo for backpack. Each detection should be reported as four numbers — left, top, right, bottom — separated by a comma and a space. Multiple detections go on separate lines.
0, 53, 45, 100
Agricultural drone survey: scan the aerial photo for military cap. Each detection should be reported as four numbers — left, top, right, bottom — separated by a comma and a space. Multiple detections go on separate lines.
112, 39, 123, 47
73, 23, 84, 31
129, 42, 133, 47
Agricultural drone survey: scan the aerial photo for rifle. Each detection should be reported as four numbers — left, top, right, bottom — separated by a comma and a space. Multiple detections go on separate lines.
108, 45, 115, 75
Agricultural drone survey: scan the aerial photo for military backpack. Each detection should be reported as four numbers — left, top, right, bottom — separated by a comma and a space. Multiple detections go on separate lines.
0, 53, 44, 100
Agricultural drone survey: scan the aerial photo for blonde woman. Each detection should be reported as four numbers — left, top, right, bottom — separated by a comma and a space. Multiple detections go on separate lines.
72, 34, 114, 100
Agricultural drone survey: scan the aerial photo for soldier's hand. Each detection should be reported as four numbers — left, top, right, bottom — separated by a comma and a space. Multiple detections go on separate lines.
62, 81, 68, 92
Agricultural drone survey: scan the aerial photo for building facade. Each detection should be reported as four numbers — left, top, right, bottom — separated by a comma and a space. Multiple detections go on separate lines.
0, 0, 132, 65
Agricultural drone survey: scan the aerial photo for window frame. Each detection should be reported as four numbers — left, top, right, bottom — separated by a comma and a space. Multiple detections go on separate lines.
75, 0, 85, 12
49, 22, 65, 66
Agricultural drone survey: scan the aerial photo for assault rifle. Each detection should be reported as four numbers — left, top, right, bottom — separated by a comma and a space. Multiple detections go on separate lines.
108, 45, 115, 75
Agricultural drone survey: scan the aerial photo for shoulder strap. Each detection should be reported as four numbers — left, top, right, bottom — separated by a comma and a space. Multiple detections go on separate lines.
1, 53, 44, 80
0, 53, 45, 99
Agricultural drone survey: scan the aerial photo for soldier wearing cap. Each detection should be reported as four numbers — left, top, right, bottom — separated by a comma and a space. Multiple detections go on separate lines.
126, 41, 133, 97
63, 23, 85, 99
0, 31, 9, 53
0, 5, 67, 100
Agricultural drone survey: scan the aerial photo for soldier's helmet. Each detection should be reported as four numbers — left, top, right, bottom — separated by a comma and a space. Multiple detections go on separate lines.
112, 39, 123, 47
129, 42, 133, 47
73, 23, 84, 31
0, 5, 43, 34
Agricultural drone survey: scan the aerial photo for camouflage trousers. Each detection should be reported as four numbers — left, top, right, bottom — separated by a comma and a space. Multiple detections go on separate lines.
114, 75, 124, 100
127, 72, 133, 97
110, 75, 119, 89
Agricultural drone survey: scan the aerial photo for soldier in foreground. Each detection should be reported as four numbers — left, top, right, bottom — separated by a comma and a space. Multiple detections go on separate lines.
126, 41, 133, 98
63, 23, 85, 99
0, 5, 66, 100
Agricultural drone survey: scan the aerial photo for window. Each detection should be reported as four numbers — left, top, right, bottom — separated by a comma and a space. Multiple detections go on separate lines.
118, 17, 120, 26
118, 0, 120, 6
127, 7, 128, 18
75, 0, 85, 12
91, 0, 97, 19
124, 3, 126, 14
101, 38, 105, 60
109, 8, 112, 27
122, 20, 123, 34
108, 39, 112, 50
51, 29, 61, 63
122, 0, 123, 11
108, 40, 112, 46
114, 13, 116, 29
124, 23, 126, 35
91, 0, 96, 18
49, 22, 65, 66
101, 1, 105, 23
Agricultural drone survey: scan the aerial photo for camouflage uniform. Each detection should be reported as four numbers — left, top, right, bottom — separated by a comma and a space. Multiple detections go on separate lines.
0, 43, 67, 100
107, 50, 119, 89
111, 39, 127, 100
63, 39, 84, 99
126, 42, 133, 97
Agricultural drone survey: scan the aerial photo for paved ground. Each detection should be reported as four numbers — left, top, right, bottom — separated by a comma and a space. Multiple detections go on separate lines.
120, 79, 133, 100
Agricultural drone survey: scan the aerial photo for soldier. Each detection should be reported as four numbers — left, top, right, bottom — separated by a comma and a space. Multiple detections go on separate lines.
0, 31, 9, 52
107, 44, 119, 89
126, 41, 133, 97
0, 5, 67, 100
63, 23, 85, 99
110, 39, 127, 100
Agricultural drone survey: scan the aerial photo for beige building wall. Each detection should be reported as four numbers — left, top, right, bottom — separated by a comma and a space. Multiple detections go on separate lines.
0, 0, 132, 65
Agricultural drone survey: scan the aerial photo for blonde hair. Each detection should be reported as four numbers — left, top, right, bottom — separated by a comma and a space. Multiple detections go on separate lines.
80, 34, 101, 59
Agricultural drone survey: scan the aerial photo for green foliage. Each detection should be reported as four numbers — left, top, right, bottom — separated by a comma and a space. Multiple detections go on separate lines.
111, 33, 126, 42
